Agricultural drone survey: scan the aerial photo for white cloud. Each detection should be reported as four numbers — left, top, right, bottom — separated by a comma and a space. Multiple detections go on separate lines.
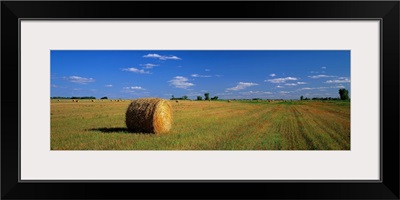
191, 74, 212, 78
143, 54, 181, 60
326, 78, 351, 83
140, 63, 159, 69
185, 92, 204, 97
265, 77, 298, 83
105, 84, 113, 87
269, 73, 276, 77
51, 84, 68, 89
227, 82, 258, 91
123, 86, 145, 90
64, 76, 95, 84
279, 91, 290, 94
169, 76, 194, 89
122, 68, 151, 74
277, 85, 284, 88
240, 91, 272, 95
331, 85, 346, 88
300, 87, 329, 90
284, 83, 297, 86
308, 75, 336, 79
215, 92, 233, 96
297, 82, 307, 85
205, 69, 211, 71
322, 67, 327, 69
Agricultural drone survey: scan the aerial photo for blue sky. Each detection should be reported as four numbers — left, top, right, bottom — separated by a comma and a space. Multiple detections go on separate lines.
51, 50, 350, 100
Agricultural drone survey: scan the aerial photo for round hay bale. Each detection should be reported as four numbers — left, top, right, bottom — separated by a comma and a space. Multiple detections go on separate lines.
91, 100, 95, 102
125, 98, 173, 134
228, 100, 231, 103
175, 100, 179, 103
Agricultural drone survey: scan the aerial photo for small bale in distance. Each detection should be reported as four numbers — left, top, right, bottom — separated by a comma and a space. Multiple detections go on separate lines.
228, 100, 231, 103
176, 100, 179, 103
126, 98, 173, 134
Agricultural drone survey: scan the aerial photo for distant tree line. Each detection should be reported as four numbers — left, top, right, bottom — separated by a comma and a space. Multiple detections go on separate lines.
170, 95, 188, 100
172, 93, 219, 101
302, 97, 342, 101
51, 96, 97, 99
211, 96, 219, 100
338, 88, 349, 100
300, 89, 350, 101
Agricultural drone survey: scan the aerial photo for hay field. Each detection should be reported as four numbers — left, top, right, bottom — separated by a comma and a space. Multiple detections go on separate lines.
50, 100, 350, 150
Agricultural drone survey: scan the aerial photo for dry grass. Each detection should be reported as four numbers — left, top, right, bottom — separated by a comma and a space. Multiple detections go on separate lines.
51, 99, 350, 150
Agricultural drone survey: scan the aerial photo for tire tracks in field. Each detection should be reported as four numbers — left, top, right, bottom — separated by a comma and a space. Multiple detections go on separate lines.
170, 103, 271, 149
297, 105, 350, 150
215, 105, 281, 150
290, 107, 320, 150
311, 102, 350, 120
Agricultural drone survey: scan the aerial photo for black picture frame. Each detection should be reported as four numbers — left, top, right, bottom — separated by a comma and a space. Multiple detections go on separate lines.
2, 1, 399, 199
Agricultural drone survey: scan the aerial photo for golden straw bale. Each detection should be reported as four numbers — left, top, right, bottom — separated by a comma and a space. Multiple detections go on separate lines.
125, 98, 173, 134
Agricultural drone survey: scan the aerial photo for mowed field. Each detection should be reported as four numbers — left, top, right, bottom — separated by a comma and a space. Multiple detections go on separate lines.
51, 100, 350, 150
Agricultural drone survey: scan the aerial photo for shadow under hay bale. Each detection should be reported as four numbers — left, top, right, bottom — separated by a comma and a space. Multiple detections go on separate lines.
89, 127, 129, 133
125, 98, 172, 134
88, 127, 153, 134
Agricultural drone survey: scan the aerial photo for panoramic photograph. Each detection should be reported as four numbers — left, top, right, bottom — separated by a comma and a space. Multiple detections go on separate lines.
51, 50, 350, 150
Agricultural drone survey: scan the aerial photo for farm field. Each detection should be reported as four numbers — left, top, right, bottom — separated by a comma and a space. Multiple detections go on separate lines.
51, 99, 350, 150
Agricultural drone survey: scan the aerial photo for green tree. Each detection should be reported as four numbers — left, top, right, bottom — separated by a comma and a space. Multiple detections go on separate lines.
300, 96, 304, 101
182, 95, 188, 100
204, 93, 210, 100
211, 96, 218, 100
197, 96, 203, 100
339, 88, 349, 100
